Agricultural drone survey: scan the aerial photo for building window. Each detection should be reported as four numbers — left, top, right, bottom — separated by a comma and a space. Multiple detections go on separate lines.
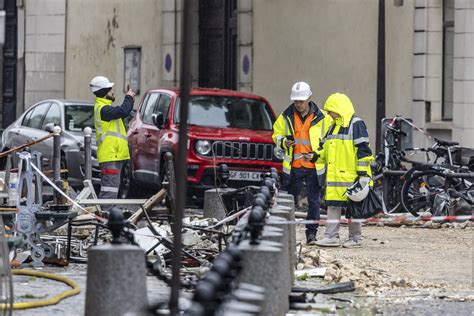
124, 47, 141, 94
442, 0, 454, 120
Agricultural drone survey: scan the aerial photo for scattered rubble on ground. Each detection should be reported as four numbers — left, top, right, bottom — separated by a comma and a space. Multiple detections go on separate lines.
294, 223, 474, 313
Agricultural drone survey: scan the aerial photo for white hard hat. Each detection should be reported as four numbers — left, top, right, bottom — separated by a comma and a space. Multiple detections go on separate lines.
345, 177, 370, 202
90, 76, 114, 93
290, 81, 312, 101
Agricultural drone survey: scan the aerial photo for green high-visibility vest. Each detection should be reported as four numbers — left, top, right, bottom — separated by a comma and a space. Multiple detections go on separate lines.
94, 97, 130, 163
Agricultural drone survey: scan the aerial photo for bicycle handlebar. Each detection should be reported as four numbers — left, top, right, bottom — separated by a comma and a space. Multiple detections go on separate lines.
386, 125, 407, 136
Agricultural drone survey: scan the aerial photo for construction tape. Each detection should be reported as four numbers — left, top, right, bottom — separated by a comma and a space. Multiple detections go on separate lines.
267, 214, 474, 225
207, 207, 251, 229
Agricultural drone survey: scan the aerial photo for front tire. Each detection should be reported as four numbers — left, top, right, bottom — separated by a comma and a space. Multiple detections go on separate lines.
119, 161, 140, 198
401, 170, 450, 217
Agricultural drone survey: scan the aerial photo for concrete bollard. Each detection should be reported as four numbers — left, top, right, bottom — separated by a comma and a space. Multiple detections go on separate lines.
237, 239, 288, 316
85, 244, 148, 316
263, 218, 292, 301
203, 188, 236, 220
277, 191, 294, 202
218, 299, 261, 315
232, 286, 265, 309
270, 204, 296, 285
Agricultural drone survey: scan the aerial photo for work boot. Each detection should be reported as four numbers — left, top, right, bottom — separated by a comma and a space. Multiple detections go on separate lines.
306, 232, 317, 245
342, 239, 362, 248
314, 237, 340, 247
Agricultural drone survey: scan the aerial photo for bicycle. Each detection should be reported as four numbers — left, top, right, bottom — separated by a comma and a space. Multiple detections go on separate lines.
400, 163, 474, 217
372, 115, 466, 214
400, 137, 474, 216
372, 116, 429, 213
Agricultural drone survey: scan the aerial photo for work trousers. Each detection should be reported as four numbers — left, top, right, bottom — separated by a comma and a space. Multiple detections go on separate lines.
289, 167, 320, 235
324, 206, 362, 241
99, 160, 124, 212
281, 172, 291, 192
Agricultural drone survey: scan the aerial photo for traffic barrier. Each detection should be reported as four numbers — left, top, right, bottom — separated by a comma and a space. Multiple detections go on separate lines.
186, 173, 292, 315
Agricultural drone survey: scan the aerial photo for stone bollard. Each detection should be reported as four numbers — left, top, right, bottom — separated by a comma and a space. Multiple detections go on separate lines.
263, 218, 292, 301
85, 244, 148, 316
232, 286, 265, 310
237, 239, 288, 316
218, 299, 261, 315
270, 204, 296, 285
203, 188, 236, 220
277, 191, 294, 202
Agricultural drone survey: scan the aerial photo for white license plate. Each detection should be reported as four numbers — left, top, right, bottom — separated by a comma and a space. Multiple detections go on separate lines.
229, 170, 262, 182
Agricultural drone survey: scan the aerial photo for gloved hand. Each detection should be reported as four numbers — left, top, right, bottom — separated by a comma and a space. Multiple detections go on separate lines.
284, 135, 295, 148
302, 151, 319, 163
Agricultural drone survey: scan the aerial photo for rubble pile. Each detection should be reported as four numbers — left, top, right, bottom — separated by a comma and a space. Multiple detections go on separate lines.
370, 218, 474, 229
297, 247, 445, 295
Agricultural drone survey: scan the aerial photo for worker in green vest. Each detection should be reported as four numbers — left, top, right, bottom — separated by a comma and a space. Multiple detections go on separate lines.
90, 76, 135, 211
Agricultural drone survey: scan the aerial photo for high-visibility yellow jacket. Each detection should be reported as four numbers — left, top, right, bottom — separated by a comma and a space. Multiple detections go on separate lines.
272, 101, 332, 175
94, 97, 130, 163
317, 93, 374, 205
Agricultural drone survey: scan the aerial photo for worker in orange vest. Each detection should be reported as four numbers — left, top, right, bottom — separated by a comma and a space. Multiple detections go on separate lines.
272, 82, 332, 244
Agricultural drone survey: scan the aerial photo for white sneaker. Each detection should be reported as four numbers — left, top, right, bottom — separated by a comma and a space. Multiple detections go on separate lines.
342, 239, 362, 248
314, 237, 340, 247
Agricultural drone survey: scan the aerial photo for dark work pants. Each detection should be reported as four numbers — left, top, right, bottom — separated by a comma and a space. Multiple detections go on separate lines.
281, 172, 291, 192
289, 167, 320, 235
99, 160, 124, 212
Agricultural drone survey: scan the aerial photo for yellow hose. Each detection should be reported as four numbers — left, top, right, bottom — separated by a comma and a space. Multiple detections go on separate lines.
0, 269, 81, 310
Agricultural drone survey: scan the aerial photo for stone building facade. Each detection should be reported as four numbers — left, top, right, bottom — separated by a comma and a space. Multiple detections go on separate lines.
6, 0, 474, 147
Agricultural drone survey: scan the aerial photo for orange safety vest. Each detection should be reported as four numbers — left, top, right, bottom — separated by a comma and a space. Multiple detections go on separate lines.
292, 113, 314, 169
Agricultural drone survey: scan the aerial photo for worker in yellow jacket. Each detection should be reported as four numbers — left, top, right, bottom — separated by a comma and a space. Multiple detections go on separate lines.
315, 93, 374, 248
272, 82, 332, 244
90, 76, 135, 211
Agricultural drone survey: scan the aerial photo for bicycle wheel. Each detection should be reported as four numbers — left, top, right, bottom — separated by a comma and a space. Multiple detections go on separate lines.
401, 170, 451, 217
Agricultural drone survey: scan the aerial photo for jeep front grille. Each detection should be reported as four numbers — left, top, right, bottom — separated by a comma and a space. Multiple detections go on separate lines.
210, 141, 275, 161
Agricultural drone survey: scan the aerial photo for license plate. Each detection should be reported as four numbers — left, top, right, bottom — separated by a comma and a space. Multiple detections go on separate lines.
229, 170, 262, 182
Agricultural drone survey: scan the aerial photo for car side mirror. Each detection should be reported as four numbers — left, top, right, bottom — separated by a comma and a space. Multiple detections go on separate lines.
152, 112, 165, 128
44, 123, 55, 133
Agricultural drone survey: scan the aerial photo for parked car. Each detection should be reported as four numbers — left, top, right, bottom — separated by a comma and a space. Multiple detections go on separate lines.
123, 87, 283, 205
1, 99, 100, 188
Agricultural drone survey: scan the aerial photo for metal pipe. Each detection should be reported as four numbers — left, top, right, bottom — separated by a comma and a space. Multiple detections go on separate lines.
376, 0, 385, 153
169, 0, 194, 314
53, 126, 62, 203
84, 127, 92, 181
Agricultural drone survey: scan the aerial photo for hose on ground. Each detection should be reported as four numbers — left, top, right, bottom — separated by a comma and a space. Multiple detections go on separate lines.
0, 269, 80, 310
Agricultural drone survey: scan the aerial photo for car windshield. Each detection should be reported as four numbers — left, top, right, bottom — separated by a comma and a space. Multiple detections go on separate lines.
65, 104, 94, 132
175, 95, 275, 130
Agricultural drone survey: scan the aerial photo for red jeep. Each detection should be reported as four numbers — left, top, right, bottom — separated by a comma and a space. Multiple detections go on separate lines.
122, 87, 282, 205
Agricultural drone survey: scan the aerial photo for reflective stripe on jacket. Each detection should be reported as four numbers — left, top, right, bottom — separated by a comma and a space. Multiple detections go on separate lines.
272, 101, 332, 175
317, 93, 374, 205
94, 97, 130, 163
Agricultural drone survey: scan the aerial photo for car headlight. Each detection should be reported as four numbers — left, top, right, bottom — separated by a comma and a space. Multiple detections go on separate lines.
273, 147, 285, 160
195, 140, 212, 155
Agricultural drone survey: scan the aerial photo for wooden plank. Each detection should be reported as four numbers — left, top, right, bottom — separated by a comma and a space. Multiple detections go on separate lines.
129, 189, 167, 225
78, 199, 148, 205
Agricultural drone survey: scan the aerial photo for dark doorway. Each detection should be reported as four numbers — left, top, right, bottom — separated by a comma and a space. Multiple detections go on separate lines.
2, 0, 17, 128
199, 0, 237, 90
